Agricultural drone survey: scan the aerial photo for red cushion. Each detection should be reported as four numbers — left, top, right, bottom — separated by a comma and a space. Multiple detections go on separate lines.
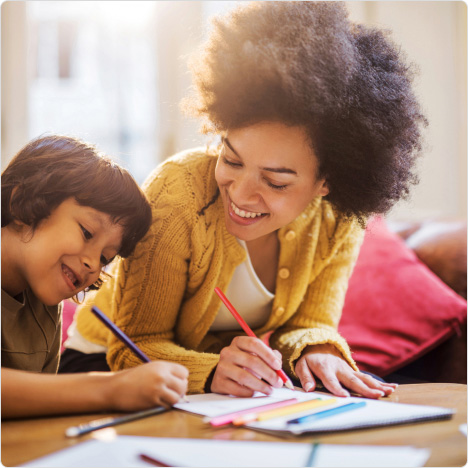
339, 217, 467, 377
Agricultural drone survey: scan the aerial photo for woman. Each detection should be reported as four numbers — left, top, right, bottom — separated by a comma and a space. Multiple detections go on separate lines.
62, 2, 425, 398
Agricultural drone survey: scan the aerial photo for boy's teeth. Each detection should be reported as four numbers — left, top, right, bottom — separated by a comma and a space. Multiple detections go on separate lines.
62, 264, 78, 286
231, 202, 262, 218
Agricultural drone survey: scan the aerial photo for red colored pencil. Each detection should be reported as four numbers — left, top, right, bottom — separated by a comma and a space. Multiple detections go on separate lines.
140, 453, 173, 467
214, 287, 294, 390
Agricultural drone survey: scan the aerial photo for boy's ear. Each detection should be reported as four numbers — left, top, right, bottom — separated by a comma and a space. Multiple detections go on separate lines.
10, 218, 33, 239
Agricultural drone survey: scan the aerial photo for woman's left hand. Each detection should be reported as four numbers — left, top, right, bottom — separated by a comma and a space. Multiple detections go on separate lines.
295, 343, 397, 399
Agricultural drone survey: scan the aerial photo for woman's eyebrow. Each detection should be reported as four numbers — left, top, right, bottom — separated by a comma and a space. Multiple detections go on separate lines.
224, 137, 297, 176
223, 137, 240, 157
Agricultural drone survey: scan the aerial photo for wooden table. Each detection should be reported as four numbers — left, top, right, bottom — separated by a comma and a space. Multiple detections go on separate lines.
2, 383, 466, 467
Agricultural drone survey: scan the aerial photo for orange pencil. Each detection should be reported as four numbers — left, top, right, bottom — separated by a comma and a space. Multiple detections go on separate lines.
214, 287, 294, 391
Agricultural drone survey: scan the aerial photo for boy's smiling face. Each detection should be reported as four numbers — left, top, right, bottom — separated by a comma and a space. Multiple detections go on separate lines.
5, 197, 123, 305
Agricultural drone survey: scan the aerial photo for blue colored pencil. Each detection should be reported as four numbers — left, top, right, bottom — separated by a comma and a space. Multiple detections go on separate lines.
91, 306, 189, 404
287, 401, 366, 424
91, 306, 151, 362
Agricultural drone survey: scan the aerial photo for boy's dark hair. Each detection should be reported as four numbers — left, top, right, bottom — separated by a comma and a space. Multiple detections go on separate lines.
184, 1, 427, 222
2, 135, 152, 289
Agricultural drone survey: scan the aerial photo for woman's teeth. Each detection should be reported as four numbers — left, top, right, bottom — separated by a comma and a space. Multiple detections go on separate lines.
231, 201, 263, 218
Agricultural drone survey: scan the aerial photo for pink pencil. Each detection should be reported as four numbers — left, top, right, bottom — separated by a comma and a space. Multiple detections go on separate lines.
205, 398, 299, 427
214, 287, 295, 391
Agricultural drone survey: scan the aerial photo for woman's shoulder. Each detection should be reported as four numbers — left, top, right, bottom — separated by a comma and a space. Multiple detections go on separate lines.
319, 199, 363, 240
141, 147, 219, 216
144, 147, 216, 183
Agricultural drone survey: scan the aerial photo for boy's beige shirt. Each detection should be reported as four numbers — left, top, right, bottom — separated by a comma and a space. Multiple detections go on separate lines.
75, 149, 364, 394
2, 287, 62, 373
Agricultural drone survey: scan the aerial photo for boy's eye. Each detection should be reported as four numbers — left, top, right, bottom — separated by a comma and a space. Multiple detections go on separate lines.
80, 224, 93, 240
102, 255, 115, 266
100, 255, 111, 266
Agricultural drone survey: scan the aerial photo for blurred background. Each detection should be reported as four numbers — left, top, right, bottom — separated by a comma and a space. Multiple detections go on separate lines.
2, 1, 466, 221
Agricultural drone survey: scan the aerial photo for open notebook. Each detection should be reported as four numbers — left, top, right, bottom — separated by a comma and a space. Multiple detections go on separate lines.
174, 388, 454, 436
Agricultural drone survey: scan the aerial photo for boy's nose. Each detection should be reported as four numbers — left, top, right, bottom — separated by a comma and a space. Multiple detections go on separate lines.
82, 252, 100, 273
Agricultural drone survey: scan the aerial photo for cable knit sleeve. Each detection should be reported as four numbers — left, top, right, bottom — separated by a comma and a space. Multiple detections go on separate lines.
108, 155, 223, 393
76, 151, 222, 393
269, 212, 364, 377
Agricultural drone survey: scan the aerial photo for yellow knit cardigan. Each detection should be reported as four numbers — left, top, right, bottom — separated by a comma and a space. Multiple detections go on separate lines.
75, 148, 364, 394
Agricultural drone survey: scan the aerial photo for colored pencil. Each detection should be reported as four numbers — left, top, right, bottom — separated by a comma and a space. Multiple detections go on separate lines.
305, 443, 320, 467
205, 398, 299, 426
214, 287, 294, 390
287, 401, 366, 424
140, 453, 173, 467
234, 398, 337, 425
91, 306, 189, 403
65, 406, 168, 437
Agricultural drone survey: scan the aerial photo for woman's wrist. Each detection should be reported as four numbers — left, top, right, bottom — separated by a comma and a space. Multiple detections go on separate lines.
204, 367, 217, 393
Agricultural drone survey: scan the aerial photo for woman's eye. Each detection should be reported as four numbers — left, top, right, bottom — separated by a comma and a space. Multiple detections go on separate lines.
80, 224, 93, 240
222, 156, 242, 168
266, 180, 288, 191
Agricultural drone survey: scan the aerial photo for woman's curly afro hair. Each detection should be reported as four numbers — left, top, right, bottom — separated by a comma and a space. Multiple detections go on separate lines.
184, 1, 427, 222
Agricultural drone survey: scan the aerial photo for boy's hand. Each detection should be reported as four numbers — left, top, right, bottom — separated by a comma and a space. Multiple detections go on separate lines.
295, 343, 397, 399
211, 336, 283, 397
109, 361, 188, 410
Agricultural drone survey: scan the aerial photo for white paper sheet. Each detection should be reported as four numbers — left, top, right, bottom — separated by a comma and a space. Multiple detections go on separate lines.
175, 388, 454, 436
173, 387, 316, 417
23, 435, 431, 468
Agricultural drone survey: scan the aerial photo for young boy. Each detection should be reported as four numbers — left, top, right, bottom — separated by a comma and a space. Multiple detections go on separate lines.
2, 135, 188, 418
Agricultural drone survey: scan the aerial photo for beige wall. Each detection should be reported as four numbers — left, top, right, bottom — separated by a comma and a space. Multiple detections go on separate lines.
1, 1, 28, 167
2, 1, 466, 221
347, 1, 467, 220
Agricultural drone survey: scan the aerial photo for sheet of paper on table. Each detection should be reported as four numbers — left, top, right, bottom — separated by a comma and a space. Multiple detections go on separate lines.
174, 387, 454, 435
23, 435, 431, 468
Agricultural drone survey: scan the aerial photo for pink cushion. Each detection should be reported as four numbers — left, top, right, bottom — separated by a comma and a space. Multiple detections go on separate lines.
61, 300, 77, 352
339, 217, 467, 376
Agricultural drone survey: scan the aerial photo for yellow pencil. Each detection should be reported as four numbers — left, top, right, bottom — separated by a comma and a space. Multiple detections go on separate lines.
233, 398, 337, 425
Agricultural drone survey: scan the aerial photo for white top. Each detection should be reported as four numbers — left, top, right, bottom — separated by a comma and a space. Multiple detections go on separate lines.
209, 240, 274, 332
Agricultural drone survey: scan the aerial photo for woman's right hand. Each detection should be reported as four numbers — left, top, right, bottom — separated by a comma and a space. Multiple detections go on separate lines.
211, 336, 284, 397
109, 361, 189, 411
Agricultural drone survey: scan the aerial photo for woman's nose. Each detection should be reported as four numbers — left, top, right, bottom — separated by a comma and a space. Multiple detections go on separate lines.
231, 173, 260, 203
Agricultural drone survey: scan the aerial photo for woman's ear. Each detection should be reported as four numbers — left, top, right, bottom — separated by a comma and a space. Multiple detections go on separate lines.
318, 179, 329, 197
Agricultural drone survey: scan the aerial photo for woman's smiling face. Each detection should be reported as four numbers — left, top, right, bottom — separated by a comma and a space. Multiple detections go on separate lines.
215, 121, 329, 242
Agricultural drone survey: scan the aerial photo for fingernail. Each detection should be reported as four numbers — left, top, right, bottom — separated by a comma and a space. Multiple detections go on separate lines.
274, 359, 282, 370
304, 382, 313, 392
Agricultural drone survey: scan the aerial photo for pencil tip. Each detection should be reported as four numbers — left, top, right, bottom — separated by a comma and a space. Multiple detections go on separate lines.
285, 380, 295, 391
65, 427, 79, 438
